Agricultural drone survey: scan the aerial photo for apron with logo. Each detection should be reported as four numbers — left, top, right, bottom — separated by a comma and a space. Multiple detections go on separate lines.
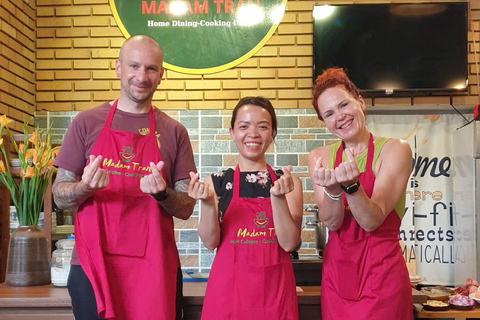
74, 101, 178, 320
201, 165, 299, 320
321, 134, 412, 320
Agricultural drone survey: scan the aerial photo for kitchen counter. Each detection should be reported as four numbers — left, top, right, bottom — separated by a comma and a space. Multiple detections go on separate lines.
0, 282, 425, 320
182, 281, 321, 304
291, 255, 322, 286
0, 283, 72, 320
414, 303, 480, 319
0, 282, 320, 320
182, 282, 321, 320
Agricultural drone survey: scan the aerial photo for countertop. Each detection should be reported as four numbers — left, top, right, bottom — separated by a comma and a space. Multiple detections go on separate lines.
0, 283, 427, 320
414, 303, 480, 319
0, 282, 426, 307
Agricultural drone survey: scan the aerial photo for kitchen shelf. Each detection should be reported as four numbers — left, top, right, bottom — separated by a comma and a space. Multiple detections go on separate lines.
51, 234, 70, 242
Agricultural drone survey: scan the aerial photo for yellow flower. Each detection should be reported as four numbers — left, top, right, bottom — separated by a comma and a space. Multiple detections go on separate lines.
45, 160, 53, 169
0, 119, 58, 226
28, 132, 37, 145
21, 166, 35, 178
40, 151, 48, 165
0, 115, 13, 128
44, 149, 59, 169
24, 148, 38, 166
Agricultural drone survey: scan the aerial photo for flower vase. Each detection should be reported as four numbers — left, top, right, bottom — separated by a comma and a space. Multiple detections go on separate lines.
5, 225, 51, 286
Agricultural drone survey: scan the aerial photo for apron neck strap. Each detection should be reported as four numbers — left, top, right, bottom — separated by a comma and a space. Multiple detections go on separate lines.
105, 100, 156, 135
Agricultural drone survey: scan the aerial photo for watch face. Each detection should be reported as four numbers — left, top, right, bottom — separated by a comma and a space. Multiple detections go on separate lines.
343, 180, 360, 194
345, 184, 359, 194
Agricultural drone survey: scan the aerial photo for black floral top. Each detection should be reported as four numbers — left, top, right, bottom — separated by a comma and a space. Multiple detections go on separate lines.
211, 168, 283, 222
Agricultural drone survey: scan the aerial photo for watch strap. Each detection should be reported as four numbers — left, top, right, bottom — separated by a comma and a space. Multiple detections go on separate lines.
152, 188, 169, 201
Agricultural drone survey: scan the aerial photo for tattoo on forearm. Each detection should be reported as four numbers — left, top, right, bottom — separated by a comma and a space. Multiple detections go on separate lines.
158, 179, 195, 219
55, 169, 78, 183
174, 179, 189, 193
53, 168, 88, 209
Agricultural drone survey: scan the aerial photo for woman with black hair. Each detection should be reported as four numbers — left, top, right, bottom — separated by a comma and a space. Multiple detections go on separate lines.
189, 96, 303, 320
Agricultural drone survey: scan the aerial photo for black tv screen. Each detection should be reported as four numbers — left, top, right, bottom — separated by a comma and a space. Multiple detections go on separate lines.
313, 2, 468, 95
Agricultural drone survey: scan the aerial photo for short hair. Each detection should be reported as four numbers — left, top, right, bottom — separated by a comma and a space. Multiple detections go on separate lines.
312, 68, 361, 120
230, 96, 277, 139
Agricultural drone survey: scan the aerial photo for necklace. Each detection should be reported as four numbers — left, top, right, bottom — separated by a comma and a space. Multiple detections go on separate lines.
353, 146, 368, 157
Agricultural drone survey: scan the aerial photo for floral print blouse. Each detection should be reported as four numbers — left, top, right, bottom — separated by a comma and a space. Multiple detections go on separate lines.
211, 167, 283, 221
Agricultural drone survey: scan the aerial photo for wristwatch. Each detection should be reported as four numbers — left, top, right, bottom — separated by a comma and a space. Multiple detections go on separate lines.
341, 180, 361, 194
152, 188, 169, 201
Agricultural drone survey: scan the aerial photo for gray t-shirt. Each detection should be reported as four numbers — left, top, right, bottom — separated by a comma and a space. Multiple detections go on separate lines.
54, 102, 196, 188
54, 102, 196, 265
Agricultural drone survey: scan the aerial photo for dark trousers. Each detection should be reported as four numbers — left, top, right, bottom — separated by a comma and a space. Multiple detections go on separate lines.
68, 265, 184, 320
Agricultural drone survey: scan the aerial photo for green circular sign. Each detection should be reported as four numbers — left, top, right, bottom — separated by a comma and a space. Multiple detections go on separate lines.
110, 0, 286, 74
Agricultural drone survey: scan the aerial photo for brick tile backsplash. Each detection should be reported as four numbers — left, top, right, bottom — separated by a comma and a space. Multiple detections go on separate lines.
0, 0, 473, 273
36, 108, 324, 271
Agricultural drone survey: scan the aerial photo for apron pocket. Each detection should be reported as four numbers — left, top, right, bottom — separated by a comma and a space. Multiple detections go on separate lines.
334, 235, 370, 301
100, 195, 149, 257
233, 246, 287, 310
336, 257, 364, 301
233, 263, 264, 309
264, 262, 287, 306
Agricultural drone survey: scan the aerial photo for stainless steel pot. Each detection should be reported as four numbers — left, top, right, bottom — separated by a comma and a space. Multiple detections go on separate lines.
305, 205, 327, 257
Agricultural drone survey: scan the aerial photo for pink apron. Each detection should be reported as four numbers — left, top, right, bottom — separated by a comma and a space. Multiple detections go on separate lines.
321, 134, 412, 320
201, 165, 299, 320
75, 101, 178, 320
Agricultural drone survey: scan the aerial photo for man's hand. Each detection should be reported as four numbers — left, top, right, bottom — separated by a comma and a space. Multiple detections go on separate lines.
53, 156, 108, 210
140, 161, 167, 194
81, 155, 109, 191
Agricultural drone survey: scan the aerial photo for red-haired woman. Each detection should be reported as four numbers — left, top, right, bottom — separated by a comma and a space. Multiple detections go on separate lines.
307, 68, 413, 320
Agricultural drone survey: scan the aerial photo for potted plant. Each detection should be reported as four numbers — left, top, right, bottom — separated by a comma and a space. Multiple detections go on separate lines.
0, 114, 59, 286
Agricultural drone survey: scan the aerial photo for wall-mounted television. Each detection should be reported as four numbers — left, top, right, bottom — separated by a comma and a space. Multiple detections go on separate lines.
312, 2, 468, 95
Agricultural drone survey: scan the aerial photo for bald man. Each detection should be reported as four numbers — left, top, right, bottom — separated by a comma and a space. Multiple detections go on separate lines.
53, 35, 196, 320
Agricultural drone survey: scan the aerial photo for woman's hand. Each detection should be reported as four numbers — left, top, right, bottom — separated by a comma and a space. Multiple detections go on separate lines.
197, 174, 220, 250
334, 148, 360, 187
311, 157, 342, 193
188, 172, 213, 200
270, 166, 295, 196
270, 166, 304, 252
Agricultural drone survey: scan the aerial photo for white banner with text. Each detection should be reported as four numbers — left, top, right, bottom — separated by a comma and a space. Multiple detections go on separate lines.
367, 114, 467, 285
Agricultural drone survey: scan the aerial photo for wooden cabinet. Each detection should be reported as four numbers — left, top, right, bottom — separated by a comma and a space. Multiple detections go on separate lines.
0, 134, 54, 283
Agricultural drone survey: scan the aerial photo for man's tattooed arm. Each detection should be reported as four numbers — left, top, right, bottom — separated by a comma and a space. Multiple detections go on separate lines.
156, 178, 196, 220
52, 168, 95, 209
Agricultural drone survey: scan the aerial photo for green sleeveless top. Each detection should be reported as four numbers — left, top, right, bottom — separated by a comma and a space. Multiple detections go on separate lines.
328, 137, 406, 219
